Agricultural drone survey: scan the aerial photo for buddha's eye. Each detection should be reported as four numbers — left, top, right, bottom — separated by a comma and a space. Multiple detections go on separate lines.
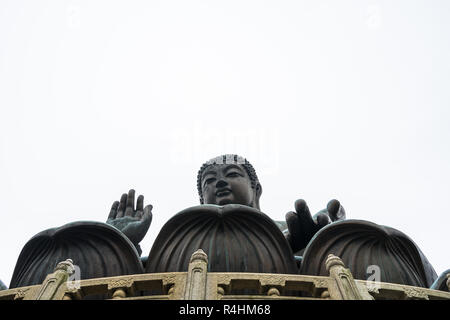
226, 172, 241, 177
204, 178, 215, 185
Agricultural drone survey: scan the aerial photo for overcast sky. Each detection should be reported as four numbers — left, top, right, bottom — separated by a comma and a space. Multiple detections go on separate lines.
1, 0, 449, 286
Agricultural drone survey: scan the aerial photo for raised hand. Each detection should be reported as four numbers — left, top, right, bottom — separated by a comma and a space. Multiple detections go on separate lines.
106, 189, 153, 246
312, 199, 346, 226
285, 199, 345, 253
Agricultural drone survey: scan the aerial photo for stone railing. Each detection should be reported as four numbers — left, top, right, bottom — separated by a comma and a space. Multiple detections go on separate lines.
1, 250, 449, 300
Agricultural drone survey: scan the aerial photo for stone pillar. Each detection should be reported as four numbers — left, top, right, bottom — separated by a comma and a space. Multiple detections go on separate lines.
326, 254, 370, 300
32, 259, 75, 300
184, 249, 208, 300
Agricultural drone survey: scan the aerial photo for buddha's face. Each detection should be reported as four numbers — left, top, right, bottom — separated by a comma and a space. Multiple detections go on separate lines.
201, 163, 261, 209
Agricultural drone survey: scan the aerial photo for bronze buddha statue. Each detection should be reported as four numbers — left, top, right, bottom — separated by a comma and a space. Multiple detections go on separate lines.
7, 154, 442, 292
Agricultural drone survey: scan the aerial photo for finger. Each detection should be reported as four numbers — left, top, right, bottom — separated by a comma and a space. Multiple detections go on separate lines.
136, 195, 144, 211
125, 189, 135, 217
135, 203, 146, 220
326, 199, 340, 217
286, 211, 299, 232
141, 205, 153, 226
286, 211, 300, 236
108, 201, 119, 220
327, 199, 346, 221
131, 205, 153, 245
294, 199, 314, 224
285, 211, 304, 253
316, 212, 331, 227
337, 205, 346, 220
126, 189, 135, 210
117, 193, 127, 218
293, 199, 323, 250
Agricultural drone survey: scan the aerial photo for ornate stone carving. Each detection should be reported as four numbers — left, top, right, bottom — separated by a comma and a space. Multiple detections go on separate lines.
366, 283, 380, 294
107, 277, 134, 290
34, 259, 76, 300
161, 274, 177, 285
215, 274, 232, 286
14, 288, 30, 300
313, 278, 329, 288
260, 275, 286, 287
404, 287, 429, 300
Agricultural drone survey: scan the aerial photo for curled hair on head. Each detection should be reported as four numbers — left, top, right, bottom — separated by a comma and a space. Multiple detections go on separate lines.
197, 154, 260, 204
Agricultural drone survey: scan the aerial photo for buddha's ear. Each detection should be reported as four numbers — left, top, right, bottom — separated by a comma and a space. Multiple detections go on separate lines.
253, 183, 263, 211
255, 183, 262, 198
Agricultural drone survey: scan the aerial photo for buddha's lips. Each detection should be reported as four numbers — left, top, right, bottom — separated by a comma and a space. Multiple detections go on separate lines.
216, 189, 232, 196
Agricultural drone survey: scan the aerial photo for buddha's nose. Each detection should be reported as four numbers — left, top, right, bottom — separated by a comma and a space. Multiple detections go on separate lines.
215, 179, 228, 188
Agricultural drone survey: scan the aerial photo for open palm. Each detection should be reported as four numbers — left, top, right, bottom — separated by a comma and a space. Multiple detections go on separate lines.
106, 189, 153, 246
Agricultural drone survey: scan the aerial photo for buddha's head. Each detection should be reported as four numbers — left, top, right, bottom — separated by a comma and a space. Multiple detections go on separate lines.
197, 155, 262, 210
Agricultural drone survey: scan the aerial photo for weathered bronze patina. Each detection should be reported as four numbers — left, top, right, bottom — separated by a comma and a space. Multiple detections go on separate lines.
9, 221, 143, 289
7, 154, 444, 295
145, 204, 298, 274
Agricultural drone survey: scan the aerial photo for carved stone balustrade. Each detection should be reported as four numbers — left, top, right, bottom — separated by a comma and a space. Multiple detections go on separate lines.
1, 251, 449, 301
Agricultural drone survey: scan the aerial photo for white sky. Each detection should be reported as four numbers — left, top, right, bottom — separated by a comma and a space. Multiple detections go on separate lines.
1, 0, 449, 287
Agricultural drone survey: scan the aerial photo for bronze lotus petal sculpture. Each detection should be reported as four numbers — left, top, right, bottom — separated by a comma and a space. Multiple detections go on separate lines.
145, 204, 298, 275
300, 219, 437, 288
10, 221, 143, 289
